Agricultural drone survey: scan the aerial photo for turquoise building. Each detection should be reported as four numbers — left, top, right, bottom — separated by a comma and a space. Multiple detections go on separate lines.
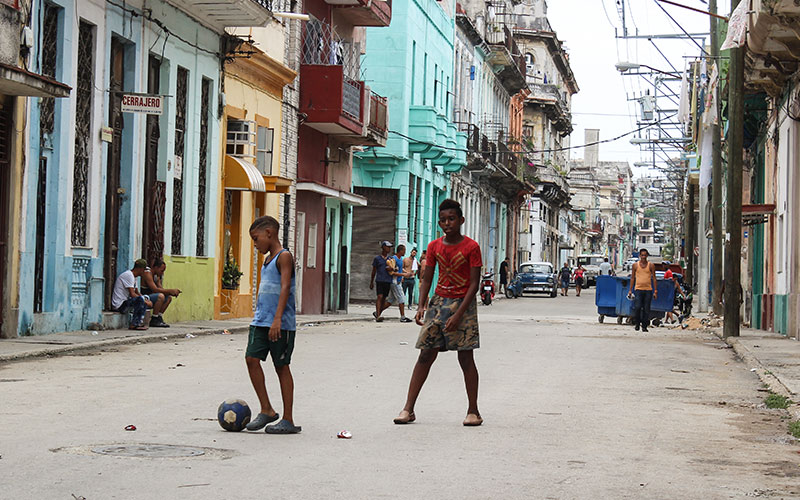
350, 0, 467, 301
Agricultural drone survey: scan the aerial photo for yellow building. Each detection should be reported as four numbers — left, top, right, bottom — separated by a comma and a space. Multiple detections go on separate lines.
214, 41, 295, 319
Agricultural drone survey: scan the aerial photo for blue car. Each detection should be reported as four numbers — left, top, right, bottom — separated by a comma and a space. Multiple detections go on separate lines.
506, 262, 558, 298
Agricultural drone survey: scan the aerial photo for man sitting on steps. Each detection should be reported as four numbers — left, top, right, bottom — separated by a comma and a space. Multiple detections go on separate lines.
141, 257, 181, 328
111, 259, 157, 330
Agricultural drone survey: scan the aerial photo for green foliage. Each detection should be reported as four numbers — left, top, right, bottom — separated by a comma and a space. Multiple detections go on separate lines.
789, 421, 800, 439
764, 393, 792, 410
222, 253, 244, 290
644, 207, 659, 218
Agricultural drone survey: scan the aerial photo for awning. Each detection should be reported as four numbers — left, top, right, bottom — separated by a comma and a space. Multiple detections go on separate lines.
0, 62, 71, 97
264, 175, 292, 194
296, 181, 367, 206
742, 203, 775, 226
225, 155, 265, 192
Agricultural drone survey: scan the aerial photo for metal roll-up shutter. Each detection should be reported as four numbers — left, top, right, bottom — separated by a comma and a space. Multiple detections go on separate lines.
350, 187, 397, 303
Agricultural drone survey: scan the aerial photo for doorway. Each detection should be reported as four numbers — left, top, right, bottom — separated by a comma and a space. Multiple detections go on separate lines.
104, 37, 125, 309
142, 55, 165, 265
0, 97, 12, 334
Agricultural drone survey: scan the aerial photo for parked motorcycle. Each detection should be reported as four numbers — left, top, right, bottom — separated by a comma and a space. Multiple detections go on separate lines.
678, 284, 694, 323
480, 272, 495, 305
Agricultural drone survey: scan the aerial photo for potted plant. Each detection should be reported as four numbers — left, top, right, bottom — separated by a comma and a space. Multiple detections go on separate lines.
222, 253, 244, 290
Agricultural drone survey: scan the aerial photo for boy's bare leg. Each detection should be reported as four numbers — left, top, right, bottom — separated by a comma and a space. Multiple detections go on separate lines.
400, 349, 439, 414
245, 356, 277, 416
160, 295, 172, 314
375, 296, 384, 318
153, 294, 165, 315
458, 350, 480, 416
398, 303, 406, 317
274, 365, 295, 425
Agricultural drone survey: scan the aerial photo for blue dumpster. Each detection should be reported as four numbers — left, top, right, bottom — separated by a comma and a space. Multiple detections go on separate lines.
595, 275, 617, 322
616, 277, 634, 319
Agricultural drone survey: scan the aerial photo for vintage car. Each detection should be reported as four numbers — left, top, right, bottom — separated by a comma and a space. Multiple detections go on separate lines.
506, 261, 558, 298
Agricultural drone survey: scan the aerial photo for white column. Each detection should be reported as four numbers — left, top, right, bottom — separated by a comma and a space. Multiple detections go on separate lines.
698, 186, 710, 312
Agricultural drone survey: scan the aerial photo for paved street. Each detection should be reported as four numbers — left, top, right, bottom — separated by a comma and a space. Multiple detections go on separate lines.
2, 290, 799, 499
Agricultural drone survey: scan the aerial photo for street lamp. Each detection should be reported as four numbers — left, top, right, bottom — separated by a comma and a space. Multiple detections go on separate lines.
615, 61, 680, 78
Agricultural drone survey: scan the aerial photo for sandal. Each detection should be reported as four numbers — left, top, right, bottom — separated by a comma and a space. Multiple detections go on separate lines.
393, 410, 416, 424
463, 413, 483, 426
264, 419, 301, 434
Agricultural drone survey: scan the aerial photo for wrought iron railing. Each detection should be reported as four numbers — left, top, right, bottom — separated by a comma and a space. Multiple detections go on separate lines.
342, 77, 362, 119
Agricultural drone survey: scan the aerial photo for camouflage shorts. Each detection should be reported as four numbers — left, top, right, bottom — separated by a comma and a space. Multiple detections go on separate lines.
415, 295, 479, 351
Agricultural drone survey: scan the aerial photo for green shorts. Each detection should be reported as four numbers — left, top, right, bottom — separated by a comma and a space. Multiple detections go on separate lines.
246, 326, 296, 366
415, 295, 479, 351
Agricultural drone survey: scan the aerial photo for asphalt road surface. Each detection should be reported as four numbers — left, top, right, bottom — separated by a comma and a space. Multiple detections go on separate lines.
1, 289, 799, 499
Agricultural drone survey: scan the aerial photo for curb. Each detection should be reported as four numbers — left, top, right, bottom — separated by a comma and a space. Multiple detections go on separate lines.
720, 334, 800, 420
0, 325, 250, 364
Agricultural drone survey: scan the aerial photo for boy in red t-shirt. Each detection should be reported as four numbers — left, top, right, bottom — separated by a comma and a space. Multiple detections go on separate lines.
393, 199, 484, 426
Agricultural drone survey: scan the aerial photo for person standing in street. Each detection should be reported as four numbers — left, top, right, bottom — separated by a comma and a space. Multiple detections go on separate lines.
628, 248, 658, 332
499, 257, 509, 296
370, 241, 394, 322
559, 263, 571, 296
403, 248, 419, 306
393, 199, 483, 427
573, 264, 585, 297
389, 245, 413, 322
245, 216, 300, 434
599, 257, 614, 276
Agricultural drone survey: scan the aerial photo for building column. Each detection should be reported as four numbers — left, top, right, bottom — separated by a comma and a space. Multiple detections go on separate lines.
698, 186, 710, 312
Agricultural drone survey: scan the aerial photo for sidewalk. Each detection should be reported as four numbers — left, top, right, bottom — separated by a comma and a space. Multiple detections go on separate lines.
720, 326, 800, 398
0, 304, 378, 363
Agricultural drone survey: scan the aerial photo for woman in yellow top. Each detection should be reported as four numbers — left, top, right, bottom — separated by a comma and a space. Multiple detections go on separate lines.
628, 248, 658, 332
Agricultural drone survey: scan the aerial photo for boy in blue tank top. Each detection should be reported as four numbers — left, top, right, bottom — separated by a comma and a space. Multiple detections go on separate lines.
244, 216, 301, 434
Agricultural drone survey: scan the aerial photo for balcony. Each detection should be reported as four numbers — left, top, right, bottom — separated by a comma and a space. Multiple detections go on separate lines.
168, 0, 272, 31
362, 90, 388, 147
486, 24, 527, 94
299, 20, 365, 137
745, 0, 800, 95
327, 0, 391, 27
526, 83, 572, 135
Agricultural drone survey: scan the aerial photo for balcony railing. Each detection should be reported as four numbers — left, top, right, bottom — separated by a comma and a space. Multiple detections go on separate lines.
368, 91, 388, 133
302, 19, 360, 80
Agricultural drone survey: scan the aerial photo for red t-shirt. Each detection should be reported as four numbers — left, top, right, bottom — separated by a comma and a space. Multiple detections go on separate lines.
425, 236, 482, 298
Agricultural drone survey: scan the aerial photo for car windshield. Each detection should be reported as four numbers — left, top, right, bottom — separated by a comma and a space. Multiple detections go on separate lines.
578, 256, 605, 266
520, 264, 552, 274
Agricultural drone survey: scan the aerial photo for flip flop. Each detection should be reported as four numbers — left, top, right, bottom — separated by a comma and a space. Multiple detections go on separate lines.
265, 419, 301, 434
463, 413, 483, 426
245, 412, 279, 431
393, 410, 416, 424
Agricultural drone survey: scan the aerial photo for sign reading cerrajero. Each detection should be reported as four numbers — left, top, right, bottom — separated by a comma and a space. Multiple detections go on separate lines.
120, 93, 164, 115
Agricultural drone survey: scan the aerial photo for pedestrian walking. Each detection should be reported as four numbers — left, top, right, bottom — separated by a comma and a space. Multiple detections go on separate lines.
559, 263, 571, 296
573, 264, 585, 297
599, 257, 614, 276
498, 257, 509, 296
244, 216, 301, 434
628, 248, 658, 332
389, 245, 413, 322
370, 241, 394, 322
664, 270, 686, 325
402, 248, 419, 305
393, 199, 483, 427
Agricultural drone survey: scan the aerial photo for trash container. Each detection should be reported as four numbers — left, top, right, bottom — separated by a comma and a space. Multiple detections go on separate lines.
595, 275, 618, 323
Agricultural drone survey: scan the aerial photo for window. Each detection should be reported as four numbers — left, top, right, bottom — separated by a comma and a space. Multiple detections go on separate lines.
196, 77, 212, 256
641, 236, 647, 244
172, 67, 189, 255
71, 21, 94, 247
227, 120, 256, 158
307, 223, 318, 269
525, 53, 535, 75
256, 126, 274, 175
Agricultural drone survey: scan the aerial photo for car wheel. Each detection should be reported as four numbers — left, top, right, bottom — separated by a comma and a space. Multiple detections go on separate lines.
617, 316, 623, 324
550, 290, 557, 298
505, 288, 515, 299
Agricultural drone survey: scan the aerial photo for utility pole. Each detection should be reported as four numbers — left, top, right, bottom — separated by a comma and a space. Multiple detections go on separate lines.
724, 0, 744, 338
710, 0, 724, 316
685, 182, 695, 286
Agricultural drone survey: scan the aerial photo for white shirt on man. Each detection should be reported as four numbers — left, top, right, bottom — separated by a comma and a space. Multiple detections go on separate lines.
111, 270, 135, 310
599, 262, 613, 275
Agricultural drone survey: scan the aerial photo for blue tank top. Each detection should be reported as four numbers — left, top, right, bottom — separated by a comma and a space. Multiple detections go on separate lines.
252, 249, 296, 330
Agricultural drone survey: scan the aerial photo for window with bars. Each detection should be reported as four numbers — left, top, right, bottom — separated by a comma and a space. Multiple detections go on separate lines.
71, 21, 94, 247
256, 126, 274, 175
196, 77, 211, 256
171, 67, 188, 255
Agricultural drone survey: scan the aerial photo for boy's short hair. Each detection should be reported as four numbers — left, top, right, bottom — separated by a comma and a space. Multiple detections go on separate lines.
639, 248, 650, 256
438, 198, 463, 217
397, 244, 406, 252
133, 259, 148, 269
152, 257, 165, 268
250, 215, 280, 233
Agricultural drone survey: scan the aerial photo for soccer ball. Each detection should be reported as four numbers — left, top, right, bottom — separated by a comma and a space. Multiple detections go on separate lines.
217, 399, 251, 432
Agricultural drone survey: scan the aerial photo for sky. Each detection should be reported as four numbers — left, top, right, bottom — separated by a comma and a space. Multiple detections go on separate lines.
545, 0, 731, 176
